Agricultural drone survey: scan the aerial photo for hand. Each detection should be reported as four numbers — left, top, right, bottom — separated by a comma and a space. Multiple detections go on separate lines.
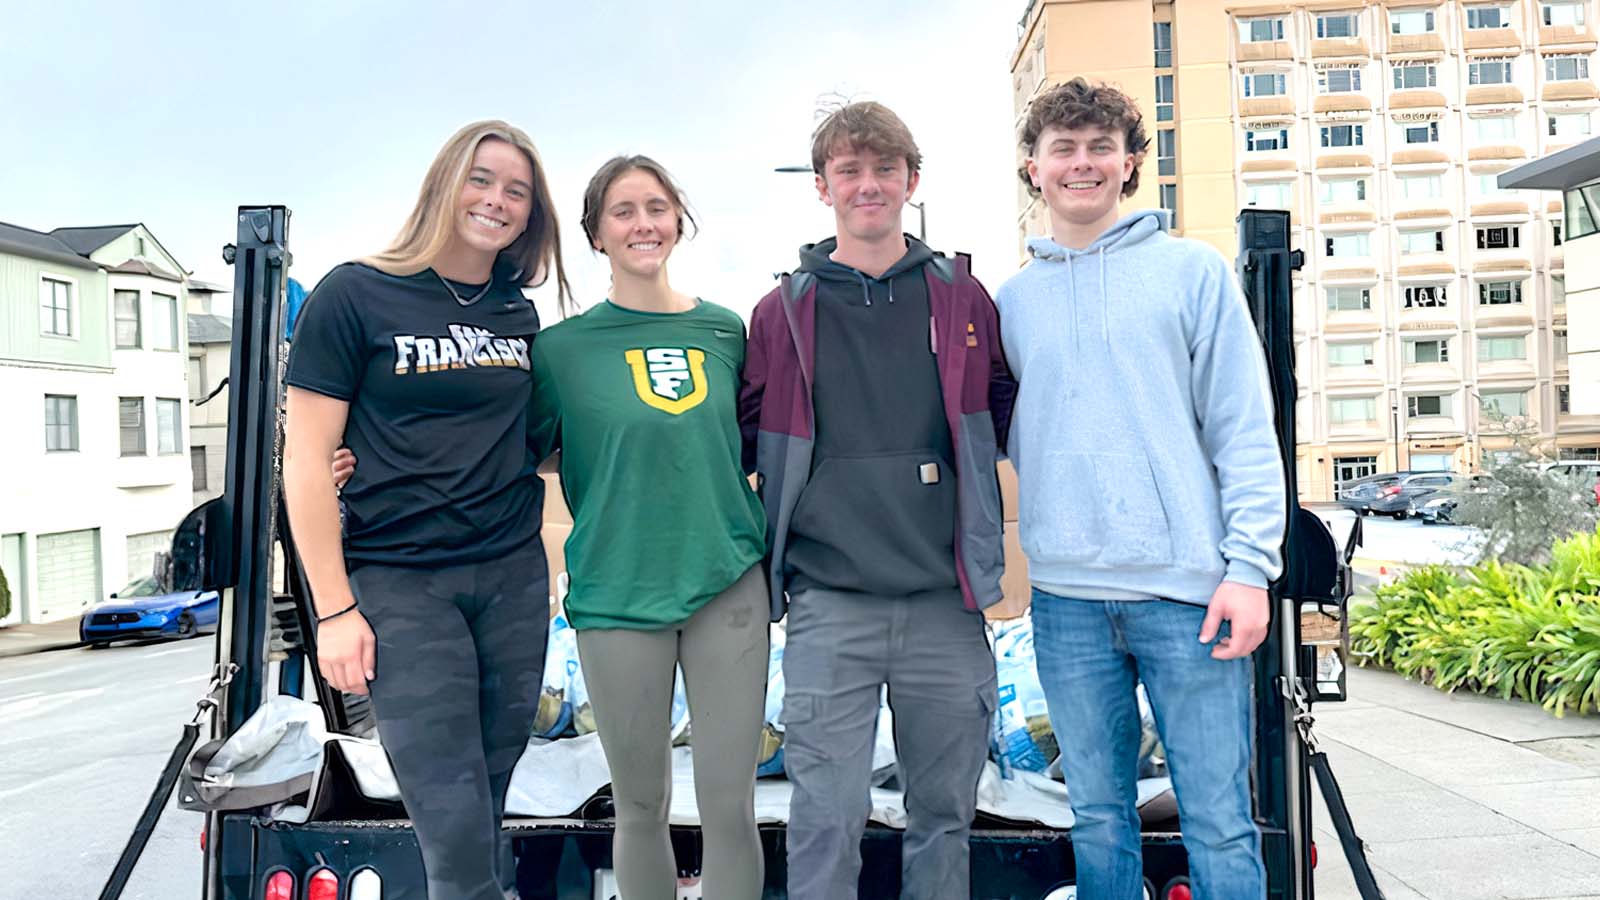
331, 447, 357, 490
1198, 581, 1270, 660
317, 608, 376, 695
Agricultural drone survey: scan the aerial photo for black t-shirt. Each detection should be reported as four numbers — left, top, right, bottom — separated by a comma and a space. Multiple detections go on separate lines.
285, 262, 544, 569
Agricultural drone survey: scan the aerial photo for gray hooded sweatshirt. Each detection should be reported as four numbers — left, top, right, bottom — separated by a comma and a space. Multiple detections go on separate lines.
994, 209, 1285, 606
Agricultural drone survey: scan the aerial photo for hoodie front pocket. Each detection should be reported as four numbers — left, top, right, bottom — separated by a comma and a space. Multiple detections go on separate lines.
1024, 451, 1174, 569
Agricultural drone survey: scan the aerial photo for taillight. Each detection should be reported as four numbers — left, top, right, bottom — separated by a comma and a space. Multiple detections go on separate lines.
1165, 880, 1193, 900
1382, 485, 1401, 497
1312, 840, 1319, 868
307, 868, 339, 900
263, 870, 294, 900
349, 868, 383, 900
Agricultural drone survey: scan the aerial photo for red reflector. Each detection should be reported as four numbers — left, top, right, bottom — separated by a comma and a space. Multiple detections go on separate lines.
200, 828, 207, 852
308, 868, 339, 900
264, 871, 294, 900
1166, 884, 1193, 900
1382, 485, 1401, 497
1312, 840, 1319, 868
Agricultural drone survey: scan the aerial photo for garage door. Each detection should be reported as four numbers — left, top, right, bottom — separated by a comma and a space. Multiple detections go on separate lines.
126, 530, 174, 585
36, 529, 101, 622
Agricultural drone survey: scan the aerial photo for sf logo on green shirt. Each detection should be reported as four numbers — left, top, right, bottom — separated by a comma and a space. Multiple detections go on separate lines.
625, 347, 708, 415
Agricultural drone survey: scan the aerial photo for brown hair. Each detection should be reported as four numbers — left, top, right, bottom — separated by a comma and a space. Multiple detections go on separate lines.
1019, 78, 1150, 198
363, 120, 573, 314
580, 155, 699, 253
809, 101, 923, 178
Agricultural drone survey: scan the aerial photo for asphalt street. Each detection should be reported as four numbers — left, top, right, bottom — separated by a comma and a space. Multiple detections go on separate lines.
0, 636, 215, 900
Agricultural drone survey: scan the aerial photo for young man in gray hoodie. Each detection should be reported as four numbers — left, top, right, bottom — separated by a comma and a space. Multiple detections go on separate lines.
995, 78, 1286, 899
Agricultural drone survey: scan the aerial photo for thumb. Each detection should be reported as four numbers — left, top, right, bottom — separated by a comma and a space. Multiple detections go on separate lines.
1198, 600, 1225, 644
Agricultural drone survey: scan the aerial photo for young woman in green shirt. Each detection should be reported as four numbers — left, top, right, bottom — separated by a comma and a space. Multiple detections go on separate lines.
526, 156, 770, 900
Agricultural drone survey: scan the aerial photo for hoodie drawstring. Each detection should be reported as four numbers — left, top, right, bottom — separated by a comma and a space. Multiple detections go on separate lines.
1099, 247, 1110, 349
849, 269, 897, 306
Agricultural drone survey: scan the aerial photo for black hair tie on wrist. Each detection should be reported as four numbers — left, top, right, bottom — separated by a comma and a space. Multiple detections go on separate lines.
317, 601, 359, 624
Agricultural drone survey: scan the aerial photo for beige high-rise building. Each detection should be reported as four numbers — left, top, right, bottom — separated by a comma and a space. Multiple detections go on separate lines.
1012, 0, 1599, 500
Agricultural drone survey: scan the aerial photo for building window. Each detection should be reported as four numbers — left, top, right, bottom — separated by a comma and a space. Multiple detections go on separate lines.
1321, 178, 1367, 204
1480, 389, 1528, 417
1392, 62, 1438, 90
40, 277, 73, 337
1405, 339, 1450, 364
1549, 112, 1593, 140
1245, 128, 1290, 151
157, 398, 182, 455
1395, 173, 1442, 199
1559, 445, 1600, 460
1157, 129, 1176, 176
1475, 226, 1521, 250
1478, 335, 1528, 360
1399, 229, 1446, 254
1553, 222, 1564, 245
1154, 22, 1173, 67
1159, 183, 1179, 228
191, 446, 208, 491
1247, 180, 1294, 209
1476, 172, 1511, 195
44, 395, 78, 452
1567, 183, 1600, 240
1408, 394, 1454, 417
1405, 284, 1449, 308
1402, 121, 1442, 144
1544, 1, 1587, 26
1320, 124, 1365, 147
1238, 17, 1285, 42
1325, 233, 1371, 257
1473, 116, 1517, 142
1465, 5, 1512, 29
1556, 327, 1569, 361
1554, 274, 1567, 305
189, 356, 206, 401
1155, 74, 1174, 122
1468, 59, 1514, 85
1330, 396, 1379, 425
1559, 385, 1572, 414
1242, 71, 1288, 97
1479, 280, 1525, 304
1326, 286, 1372, 311
1328, 342, 1374, 367
114, 290, 141, 349
151, 293, 178, 351
1316, 12, 1360, 38
119, 397, 146, 456
1546, 55, 1591, 82
1318, 67, 1363, 93
1391, 9, 1436, 34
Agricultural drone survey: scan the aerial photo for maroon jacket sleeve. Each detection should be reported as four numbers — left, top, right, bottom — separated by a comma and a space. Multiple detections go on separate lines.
739, 290, 779, 474
971, 275, 1017, 455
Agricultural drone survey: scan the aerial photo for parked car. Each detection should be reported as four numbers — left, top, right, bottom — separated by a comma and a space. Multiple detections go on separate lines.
1337, 471, 1410, 514
78, 575, 220, 647
1368, 472, 1468, 519
1417, 475, 1498, 524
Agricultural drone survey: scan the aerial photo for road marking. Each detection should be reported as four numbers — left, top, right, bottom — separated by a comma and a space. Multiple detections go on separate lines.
147, 643, 209, 659
0, 686, 104, 722
174, 674, 210, 685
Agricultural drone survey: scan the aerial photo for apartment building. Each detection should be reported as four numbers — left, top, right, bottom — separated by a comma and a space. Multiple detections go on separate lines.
1012, 0, 1598, 499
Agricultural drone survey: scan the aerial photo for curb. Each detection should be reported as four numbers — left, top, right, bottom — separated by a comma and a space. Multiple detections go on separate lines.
0, 637, 87, 660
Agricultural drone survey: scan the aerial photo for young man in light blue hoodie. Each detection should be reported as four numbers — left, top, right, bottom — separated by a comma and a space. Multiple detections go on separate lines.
995, 78, 1286, 899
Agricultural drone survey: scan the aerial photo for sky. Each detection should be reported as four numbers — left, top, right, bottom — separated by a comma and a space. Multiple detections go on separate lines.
0, 1, 1028, 323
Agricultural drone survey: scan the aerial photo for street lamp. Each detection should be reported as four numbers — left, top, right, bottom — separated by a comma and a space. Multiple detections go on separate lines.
773, 165, 927, 241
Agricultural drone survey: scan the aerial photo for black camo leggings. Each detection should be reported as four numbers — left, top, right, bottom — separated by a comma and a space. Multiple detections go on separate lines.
346, 542, 549, 900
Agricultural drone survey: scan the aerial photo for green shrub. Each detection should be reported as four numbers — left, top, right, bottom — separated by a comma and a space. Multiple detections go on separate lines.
1351, 530, 1600, 717
0, 563, 10, 622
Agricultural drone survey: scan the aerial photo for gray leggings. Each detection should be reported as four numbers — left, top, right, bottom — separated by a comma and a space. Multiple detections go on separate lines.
575, 564, 769, 900
348, 543, 549, 900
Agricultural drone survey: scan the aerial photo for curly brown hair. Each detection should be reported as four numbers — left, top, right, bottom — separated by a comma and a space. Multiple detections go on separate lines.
1018, 78, 1150, 199
810, 101, 923, 178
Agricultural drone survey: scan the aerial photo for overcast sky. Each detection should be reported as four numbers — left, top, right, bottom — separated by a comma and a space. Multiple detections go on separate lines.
1, 1, 1027, 322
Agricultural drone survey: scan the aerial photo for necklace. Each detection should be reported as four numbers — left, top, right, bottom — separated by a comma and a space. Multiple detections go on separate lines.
433, 270, 493, 307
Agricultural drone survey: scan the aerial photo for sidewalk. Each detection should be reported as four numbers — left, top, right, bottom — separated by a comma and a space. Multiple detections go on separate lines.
0, 617, 84, 659
1312, 665, 1600, 899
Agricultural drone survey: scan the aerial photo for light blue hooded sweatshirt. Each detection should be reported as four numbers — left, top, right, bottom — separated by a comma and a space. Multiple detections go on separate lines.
995, 209, 1285, 606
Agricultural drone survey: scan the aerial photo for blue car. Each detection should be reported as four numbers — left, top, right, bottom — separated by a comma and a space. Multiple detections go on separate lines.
78, 575, 220, 647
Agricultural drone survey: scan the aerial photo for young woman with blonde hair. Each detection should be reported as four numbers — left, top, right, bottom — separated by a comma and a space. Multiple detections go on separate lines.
283, 119, 570, 900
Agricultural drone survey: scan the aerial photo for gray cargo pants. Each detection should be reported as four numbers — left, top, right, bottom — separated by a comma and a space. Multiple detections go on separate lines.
781, 587, 997, 900
348, 542, 549, 900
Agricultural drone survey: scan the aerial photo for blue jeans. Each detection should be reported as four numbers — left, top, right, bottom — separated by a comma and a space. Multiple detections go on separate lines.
1031, 588, 1265, 900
